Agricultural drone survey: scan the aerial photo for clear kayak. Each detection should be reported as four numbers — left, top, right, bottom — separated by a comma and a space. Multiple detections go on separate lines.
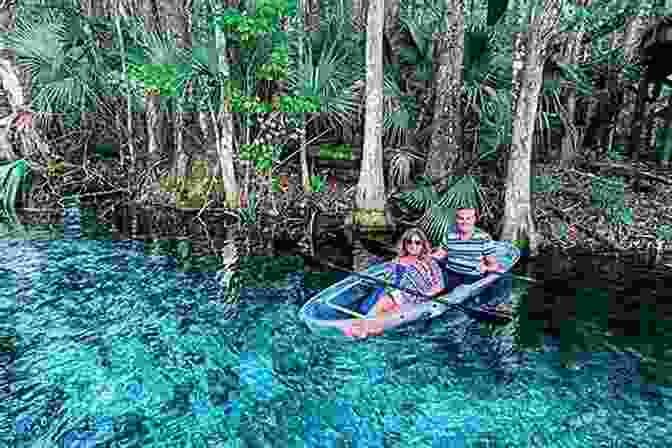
299, 241, 521, 339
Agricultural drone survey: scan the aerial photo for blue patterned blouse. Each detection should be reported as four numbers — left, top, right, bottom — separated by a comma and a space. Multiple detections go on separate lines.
383, 257, 445, 305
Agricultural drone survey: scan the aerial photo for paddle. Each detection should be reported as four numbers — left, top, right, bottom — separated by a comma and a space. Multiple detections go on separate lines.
298, 252, 511, 321
366, 239, 540, 284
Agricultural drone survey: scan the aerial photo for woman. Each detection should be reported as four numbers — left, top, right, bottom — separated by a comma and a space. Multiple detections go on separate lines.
347, 228, 446, 338
369, 228, 447, 317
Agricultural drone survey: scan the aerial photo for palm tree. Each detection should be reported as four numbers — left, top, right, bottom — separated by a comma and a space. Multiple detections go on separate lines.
353, 0, 387, 228
286, 0, 363, 191
0, 3, 122, 160
184, 0, 240, 208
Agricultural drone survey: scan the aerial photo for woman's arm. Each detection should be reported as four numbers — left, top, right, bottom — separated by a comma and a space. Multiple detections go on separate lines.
431, 248, 448, 259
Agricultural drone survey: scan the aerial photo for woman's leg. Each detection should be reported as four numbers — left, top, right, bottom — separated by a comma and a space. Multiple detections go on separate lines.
372, 294, 400, 316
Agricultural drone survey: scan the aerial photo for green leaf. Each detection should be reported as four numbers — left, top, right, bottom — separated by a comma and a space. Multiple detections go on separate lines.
487, 0, 509, 26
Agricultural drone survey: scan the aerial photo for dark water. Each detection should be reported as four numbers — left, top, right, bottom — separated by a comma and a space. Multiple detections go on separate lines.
1, 211, 672, 447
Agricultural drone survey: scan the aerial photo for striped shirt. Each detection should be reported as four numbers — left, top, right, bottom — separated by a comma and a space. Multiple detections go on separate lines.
440, 224, 492, 247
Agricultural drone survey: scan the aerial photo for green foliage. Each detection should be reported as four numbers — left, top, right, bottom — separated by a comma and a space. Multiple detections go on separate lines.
424, 205, 459, 246
240, 143, 281, 172
0, 160, 32, 223
487, 0, 509, 26
532, 175, 560, 193
280, 95, 321, 113
127, 63, 177, 96
239, 190, 257, 225
655, 126, 672, 164
397, 176, 439, 211
310, 175, 326, 193
591, 176, 625, 209
435, 175, 485, 210
319, 144, 352, 160
240, 143, 274, 161
656, 224, 672, 241
257, 47, 289, 80
607, 143, 626, 162
590, 175, 633, 226
398, 10, 435, 82
0, 336, 15, 353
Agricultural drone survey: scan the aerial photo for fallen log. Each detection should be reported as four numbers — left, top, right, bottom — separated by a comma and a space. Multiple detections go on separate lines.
584, 162, 672, 186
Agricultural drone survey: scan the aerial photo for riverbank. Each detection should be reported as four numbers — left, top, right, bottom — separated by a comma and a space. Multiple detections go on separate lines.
299, 157, 672, 266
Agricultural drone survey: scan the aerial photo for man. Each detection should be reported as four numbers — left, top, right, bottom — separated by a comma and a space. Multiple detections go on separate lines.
432, 207, 501, 273
432, 207, 512, 315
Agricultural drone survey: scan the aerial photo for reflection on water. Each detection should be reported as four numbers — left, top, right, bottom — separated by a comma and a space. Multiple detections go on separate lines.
1, 231, 671, 447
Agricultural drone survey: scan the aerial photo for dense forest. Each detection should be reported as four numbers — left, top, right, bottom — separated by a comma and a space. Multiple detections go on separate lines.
0, 0, 671, 276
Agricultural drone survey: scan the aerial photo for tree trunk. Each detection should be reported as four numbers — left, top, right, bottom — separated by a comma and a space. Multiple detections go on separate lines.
304, 0, 320, 33
159, 0, 191, 186
156, 0, 192, 49
383, 0, 402, 69
81, 0, 107, 16
140, 0, 165, 170
145, 93, 165, 165
559, 0, 591, 168
614, 14, 656, 155
424, 0, 465, 191
351, 0, 368, 34
629, 66, 650, 192
296, 0, 311, 193
198, 110, 217, 178
0, 1, 18, 161
213, 17, 239, 207
500, 0, 563, 257
353, 0, 388, 228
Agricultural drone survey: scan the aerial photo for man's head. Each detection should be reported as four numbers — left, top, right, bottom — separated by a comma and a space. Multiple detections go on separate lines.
455, 208, 479, 235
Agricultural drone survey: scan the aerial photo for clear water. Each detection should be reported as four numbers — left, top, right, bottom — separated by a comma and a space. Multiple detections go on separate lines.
2, 229, 671, 447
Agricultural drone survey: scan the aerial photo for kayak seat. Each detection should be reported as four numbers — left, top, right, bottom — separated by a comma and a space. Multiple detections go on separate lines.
358, 286, 385, 315
359, 263, 403, 315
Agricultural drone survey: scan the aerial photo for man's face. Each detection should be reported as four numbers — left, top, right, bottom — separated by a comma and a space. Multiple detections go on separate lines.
455, 209, 477, 234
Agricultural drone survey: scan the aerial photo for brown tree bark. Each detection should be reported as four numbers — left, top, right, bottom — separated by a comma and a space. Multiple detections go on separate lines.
0, 1, 20, 161
383, 0, 402, 68
424, 0, 465, 191
500, 0, 563, 257
614, 14, 656, 153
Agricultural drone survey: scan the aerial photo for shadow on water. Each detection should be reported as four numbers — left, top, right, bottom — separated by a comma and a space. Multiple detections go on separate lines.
2, 210, 672, 448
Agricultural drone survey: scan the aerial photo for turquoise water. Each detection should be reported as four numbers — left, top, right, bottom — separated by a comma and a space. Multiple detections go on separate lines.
2, 234, 672, 447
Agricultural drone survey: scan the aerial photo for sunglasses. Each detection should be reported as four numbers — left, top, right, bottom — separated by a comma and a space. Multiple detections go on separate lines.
405, 239, 424, 246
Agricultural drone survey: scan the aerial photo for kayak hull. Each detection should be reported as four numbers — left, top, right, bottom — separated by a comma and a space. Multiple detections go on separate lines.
299, 241, 520, 338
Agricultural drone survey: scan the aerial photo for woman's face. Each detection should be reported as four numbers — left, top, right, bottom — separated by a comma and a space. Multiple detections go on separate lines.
405, 234, 425, 256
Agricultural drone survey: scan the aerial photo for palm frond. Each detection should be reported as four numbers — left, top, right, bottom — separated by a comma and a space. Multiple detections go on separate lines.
436, 175, 486, 211
382, 67, 416, 146
417, 205, 457, 246
287, 26, 362, 132
397, 175, 439, 211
